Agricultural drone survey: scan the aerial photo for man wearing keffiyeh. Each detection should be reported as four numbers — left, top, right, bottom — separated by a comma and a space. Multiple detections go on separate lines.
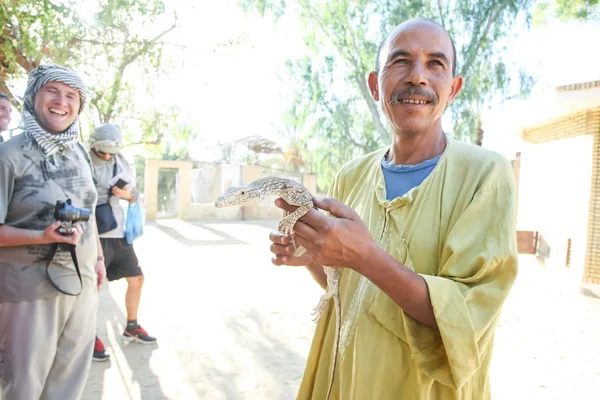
22, 63, 88, 157
0, 64, 106, 398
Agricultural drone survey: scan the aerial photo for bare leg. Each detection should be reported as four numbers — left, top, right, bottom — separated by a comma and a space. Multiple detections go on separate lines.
125, 275, 144, 321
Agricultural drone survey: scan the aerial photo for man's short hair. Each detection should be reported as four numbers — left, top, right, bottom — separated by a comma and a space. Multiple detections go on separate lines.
0, 93, 9, 102
375, 18, 457, 77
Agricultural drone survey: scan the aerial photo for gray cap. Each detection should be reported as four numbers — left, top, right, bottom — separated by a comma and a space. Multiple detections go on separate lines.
90, 123, 122, 154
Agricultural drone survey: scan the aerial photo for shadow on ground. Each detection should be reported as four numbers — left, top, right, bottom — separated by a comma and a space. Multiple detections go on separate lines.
84, 286, 165, 400
149, 221, 249, 247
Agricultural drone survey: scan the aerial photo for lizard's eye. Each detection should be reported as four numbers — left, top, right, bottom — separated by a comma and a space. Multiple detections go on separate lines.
239, 190, 247, 196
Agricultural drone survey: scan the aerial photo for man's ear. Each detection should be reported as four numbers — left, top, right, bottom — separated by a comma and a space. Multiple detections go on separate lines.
447, 75, 463, 105
368, 71, 380, 101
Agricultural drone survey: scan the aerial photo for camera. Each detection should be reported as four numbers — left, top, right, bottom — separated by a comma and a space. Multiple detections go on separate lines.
54, 199, 91, 235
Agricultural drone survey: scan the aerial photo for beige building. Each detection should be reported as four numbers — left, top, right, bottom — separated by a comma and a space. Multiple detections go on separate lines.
143, 160, 318, 222
515, 80, 600, 296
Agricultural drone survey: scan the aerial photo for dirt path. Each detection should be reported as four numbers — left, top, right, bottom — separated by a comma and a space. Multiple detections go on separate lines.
83, 220, 600, 400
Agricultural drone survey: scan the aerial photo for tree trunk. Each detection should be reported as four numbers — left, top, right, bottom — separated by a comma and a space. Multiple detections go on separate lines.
356, 72, 390, 145
475, 116, 484, 146
0, 80, 18, 108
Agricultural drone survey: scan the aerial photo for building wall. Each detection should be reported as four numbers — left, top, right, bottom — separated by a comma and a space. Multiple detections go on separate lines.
523, 107, 600, 286
146, 161, 319, 222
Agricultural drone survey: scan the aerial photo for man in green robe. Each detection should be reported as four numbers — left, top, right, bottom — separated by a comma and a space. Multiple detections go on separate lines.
269, 18, 518, 400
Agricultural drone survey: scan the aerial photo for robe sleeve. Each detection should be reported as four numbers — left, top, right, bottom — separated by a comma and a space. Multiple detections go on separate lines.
402, 184, 518, 390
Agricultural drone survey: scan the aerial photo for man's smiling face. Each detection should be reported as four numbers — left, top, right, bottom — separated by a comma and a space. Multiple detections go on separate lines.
369, 20, 462, 136
33, 81, 80, 134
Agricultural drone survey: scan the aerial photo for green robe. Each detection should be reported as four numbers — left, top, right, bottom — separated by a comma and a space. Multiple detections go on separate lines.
297, 138, 518, 399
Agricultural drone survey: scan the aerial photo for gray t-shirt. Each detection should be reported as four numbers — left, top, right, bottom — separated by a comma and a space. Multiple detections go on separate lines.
90, 151, 136, 239
0, 134, 99, 301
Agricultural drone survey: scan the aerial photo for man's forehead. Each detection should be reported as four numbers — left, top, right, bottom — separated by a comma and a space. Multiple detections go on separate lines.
382, 20, 453, 58
0, 99, 11, 107
41, 81, 80, 94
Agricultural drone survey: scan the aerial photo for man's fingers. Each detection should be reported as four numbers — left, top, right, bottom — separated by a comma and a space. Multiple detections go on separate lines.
271, 255, 288, 266
269, 231, 290, 245
274, 198, 298, 214
291, 220, 318, 243
313, 196, 359, 220
270, 242, 294, 256
48, 221, 61, 231
73, 223, 83, 235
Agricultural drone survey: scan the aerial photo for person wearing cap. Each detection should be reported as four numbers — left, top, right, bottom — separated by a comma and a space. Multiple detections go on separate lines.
0, 92, 12, 142
0, 64, 105, 398
89, 123, 156, 361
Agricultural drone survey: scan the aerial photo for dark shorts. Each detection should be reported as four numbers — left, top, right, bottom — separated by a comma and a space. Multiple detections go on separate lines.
100, 238, 143, 281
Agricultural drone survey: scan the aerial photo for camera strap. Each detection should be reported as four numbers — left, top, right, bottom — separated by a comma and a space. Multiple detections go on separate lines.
44, 243, 83, 296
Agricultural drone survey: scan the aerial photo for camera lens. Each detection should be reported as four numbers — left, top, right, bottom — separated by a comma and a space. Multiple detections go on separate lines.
77, 208, 91, 222
54, 200, 91, 223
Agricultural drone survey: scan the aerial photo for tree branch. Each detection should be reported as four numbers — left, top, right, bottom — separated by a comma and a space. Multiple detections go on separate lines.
103, 14, 177, 122
458, 5, 501, 77
122, 135, 163, 148
437, 0, 446, 28
295, 0, 389, 144
0, 80, 20, 108
319, 97, 371, 153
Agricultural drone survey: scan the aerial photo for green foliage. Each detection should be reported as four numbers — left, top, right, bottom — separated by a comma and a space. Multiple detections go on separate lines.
238, 0, 536, 190
0, 0, 188, 160
0, 0, 83, 102
533, 0, 599, 24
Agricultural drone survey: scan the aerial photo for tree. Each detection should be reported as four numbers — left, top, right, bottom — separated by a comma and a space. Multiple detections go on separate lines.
0, 0, 84, 103
238, 0, 536, 190
533, 0, 599, 23
0, 0, 177, 146
82, 0, 177, 126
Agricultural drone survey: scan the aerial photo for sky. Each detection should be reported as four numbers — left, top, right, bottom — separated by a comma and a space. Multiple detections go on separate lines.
1, 1, 599, 161
140, 1, 306, 159
131, 2, 600, 161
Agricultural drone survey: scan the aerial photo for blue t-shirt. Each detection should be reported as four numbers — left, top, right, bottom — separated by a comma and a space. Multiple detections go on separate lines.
381, 154, 441, 200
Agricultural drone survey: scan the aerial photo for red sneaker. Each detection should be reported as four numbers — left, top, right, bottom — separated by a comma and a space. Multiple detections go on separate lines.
93, 336, 110, 362
123, 325, 157, 344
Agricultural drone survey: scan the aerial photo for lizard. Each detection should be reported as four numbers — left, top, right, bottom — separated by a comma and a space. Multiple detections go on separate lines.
214, 176, 342, 400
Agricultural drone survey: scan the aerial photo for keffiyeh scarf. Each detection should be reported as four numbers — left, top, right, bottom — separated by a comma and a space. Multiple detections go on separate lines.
22, 64, 88, 158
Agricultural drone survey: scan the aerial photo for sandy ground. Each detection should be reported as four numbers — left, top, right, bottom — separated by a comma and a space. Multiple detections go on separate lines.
83, 220, 600, 400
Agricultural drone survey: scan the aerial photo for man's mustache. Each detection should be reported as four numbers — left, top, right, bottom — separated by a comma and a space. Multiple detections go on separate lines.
389, 86, 438, 105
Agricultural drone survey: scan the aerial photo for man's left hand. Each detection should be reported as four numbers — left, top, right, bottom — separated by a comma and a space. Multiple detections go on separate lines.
112, 186, 134, 201
95, 260, 106, 289
280, 196, 378, 270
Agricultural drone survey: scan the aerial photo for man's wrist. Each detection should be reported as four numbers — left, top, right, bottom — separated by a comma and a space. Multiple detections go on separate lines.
35, 230, 48, 245
350, 242, 387, 273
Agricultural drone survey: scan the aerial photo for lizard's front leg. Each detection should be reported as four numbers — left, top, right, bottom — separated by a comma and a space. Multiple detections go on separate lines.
278, 203, 312, 252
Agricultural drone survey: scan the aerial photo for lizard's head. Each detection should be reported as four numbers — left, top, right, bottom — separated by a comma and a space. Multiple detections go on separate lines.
214, 185, 259, 207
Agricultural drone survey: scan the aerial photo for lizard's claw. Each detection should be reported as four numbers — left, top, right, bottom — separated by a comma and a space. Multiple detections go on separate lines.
292, 246, 306, 257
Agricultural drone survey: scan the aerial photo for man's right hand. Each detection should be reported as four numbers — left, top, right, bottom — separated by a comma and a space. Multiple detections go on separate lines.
270, 230, 328, 289
43, 221, 84, 246
269, 231, 313, 267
